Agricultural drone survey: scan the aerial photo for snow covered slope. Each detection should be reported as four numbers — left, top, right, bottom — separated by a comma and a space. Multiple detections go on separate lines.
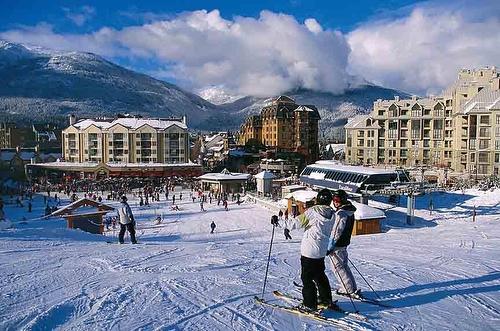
0, 189, 498, 330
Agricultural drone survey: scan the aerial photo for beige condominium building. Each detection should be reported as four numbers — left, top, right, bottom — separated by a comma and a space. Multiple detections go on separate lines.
345, 67, 500, 176
62, 117, 189, 164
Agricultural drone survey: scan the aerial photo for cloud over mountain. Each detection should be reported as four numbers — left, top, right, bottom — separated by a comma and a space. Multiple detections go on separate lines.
1, 1, 499, 97
0, 10, 351, 97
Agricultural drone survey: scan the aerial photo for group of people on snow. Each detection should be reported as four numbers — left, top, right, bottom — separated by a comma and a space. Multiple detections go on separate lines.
272, 189, 359, 312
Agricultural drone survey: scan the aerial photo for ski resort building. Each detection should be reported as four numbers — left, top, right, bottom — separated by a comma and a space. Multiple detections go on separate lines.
238, 96, 321, 163
62, 116, 190, 164
25, 116, 203, 180
345, 67, 500, 177
197, 168, 251, 193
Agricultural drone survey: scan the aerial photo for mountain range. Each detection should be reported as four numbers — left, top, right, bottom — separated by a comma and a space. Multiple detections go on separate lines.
0, 40, 410, 137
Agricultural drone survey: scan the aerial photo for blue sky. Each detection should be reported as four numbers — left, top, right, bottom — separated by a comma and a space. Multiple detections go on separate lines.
0, 0, 424, 33
1, 0, 498, 97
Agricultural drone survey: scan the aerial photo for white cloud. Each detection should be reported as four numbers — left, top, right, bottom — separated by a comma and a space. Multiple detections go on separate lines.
347, 0, 500, 95
63, 6, 95, 27
0, 10, 352, 97
1, 3, 498, 97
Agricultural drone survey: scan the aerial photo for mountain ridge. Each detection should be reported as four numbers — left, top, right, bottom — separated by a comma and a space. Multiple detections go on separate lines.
0, 40, 410, 137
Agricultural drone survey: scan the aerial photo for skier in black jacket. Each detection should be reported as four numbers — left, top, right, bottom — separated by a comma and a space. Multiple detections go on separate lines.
327, 190, 359, 296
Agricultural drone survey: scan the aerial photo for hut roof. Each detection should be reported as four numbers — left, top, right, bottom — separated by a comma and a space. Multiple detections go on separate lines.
351, 201, 386, 220
285, 190, 317, 202
51, 198, 114, 217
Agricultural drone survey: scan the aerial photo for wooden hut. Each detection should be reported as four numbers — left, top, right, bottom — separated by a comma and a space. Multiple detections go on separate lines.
51, 198, 114, 234
351, 201, 385, 235
284, 190, 317, 216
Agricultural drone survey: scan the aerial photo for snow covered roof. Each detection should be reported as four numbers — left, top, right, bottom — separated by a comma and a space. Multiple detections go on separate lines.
460, 88, 500, 114
254, 171, 276, 179
72, 118, 187, 130
285, 190, 317, 202
325, 144, 345, 152
344, 115, 380, 129
197, 169, 251, 181
310, 161, 395, 175
350, 201, 386, 220
51, 198, 114, 217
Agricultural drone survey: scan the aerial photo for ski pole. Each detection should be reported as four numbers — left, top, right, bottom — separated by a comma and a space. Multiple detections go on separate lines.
329, 255, 359, 313
348, 257, 382, 299
261, 222, 276, 299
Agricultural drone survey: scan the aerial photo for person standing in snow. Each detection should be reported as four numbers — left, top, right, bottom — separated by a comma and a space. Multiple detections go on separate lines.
281, 189, 337, 311
210, 221, 216, 234
327, 190, 359, 297
117, 196, 137, 244
200, 200, 205, 212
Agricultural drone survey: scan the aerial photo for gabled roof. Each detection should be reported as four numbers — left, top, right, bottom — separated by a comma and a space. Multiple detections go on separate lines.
51, 198, 114, 217
73, 118, 187, 130
197, 169, 251, 181
460, 88, 500, 114
344, 115, 380, 129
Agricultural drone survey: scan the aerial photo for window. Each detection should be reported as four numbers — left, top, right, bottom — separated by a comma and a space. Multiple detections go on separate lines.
480, 115, 490, 125
496, 127, 500, 137
479, 127, 490, 137
496, 140, 500, 150
479, 152, 489, 163
497, 115, 500, 125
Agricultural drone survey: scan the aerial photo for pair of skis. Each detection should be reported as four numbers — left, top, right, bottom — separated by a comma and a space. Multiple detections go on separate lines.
293, 281, 392, 308
254, 290, 368, 328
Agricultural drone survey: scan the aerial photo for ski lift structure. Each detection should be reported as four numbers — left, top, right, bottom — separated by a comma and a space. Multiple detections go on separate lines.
299, 161, 440, 225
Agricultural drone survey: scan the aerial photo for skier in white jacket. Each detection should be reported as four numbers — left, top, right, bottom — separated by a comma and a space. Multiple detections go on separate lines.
117, 196, 137, 244
282, 188, 336, 311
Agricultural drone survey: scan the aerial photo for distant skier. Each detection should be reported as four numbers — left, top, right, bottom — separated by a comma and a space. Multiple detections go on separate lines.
117, 196, 137, 244
200, 200, 205, 212
210, 221, 216, 234
172, 195, 176, 205
284, 228, 292, 240
284, 208, 289, 221
223, 199, 228, 211
281, 189, 337, 312
180, 193, 183, 200
327, 190, 359, 297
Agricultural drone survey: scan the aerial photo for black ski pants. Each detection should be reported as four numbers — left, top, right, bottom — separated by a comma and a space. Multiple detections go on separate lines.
301, 256, 332, 310
119, 222, 137, 244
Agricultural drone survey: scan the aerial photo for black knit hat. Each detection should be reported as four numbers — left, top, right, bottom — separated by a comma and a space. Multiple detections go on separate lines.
316, 188, 333, 205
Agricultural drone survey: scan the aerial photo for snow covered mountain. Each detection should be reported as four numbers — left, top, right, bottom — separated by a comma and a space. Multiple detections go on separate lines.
0, 40, 227, 130
0, 40, 409, 137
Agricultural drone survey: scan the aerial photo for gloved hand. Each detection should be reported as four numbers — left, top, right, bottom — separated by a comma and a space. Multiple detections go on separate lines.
270, 215, 279, 226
